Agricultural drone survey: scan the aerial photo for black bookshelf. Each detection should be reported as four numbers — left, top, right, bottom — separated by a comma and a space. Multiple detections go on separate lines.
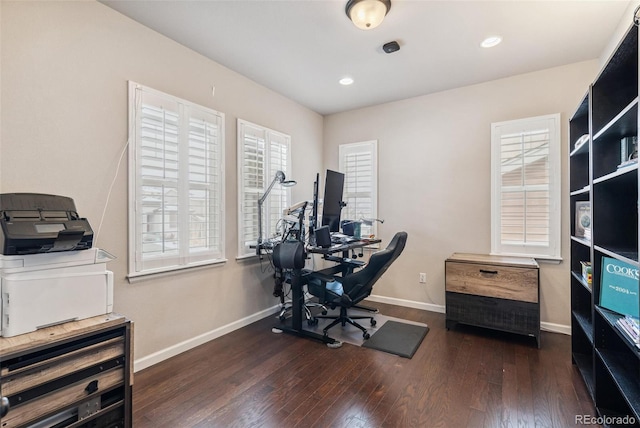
569, 23, 640, 425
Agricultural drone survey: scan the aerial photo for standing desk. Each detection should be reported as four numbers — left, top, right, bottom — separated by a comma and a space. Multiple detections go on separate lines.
276, 238, 381, 344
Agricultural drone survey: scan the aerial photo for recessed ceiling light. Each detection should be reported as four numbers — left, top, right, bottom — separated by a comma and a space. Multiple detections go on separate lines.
481, 36, 502, 48
339, 77, 354, 86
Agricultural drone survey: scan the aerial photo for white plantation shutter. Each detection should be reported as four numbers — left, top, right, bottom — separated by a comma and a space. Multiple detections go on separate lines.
491, 114, 561, 260
128, 82, 225, 277
238, 122, 265, 256
267, 133, 289, 238
237, 119, 292, 257
339, 141, 378, 237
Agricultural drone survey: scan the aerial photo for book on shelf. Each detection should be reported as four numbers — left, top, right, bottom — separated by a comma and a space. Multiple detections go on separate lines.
617, 136, 638, 169
615, 315, 640, 349
600, 256, 639, 319
574, 201, 591, 240
580, 261, 592, 285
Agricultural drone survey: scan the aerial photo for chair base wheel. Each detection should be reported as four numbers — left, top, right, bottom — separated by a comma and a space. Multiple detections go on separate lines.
370, 319, 377, 326
363, 332, 370, 340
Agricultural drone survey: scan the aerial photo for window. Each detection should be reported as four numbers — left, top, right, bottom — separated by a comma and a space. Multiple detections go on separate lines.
339, 141, 378, 238
491, 113, 561, 260
128, 82, 225, 278
237, 119, 292, 257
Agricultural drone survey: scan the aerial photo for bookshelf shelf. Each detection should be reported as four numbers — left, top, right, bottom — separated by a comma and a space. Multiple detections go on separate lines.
573, 309, 594, 343
596, 306, 640, 357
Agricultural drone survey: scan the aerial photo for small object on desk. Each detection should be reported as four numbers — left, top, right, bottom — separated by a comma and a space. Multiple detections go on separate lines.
315, 225, 331, 248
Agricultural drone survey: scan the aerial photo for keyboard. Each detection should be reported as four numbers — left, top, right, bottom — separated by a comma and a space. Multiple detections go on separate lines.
330, 233, 357, 244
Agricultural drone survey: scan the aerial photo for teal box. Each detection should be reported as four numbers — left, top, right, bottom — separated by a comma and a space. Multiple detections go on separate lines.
600, 257, 639, 318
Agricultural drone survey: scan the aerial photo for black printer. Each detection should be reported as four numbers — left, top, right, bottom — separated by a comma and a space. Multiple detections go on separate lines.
0, 193, 93, 255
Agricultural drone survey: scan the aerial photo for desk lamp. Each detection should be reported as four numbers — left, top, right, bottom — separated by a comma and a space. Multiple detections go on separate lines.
257, 170, 296, 255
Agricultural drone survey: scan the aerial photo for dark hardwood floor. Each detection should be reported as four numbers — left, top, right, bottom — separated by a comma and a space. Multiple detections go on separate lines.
133, 302, 597, 427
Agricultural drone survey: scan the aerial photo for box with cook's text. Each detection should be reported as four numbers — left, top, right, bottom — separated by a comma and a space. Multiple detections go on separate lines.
600, 256, 639, 318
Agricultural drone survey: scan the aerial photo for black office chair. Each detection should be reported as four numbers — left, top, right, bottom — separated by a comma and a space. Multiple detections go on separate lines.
307, 231, 408, 339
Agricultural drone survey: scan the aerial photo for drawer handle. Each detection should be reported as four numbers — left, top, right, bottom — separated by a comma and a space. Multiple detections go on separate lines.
479, 269, 498, 275
1, 396, 9, 418
85, 380, 99, 394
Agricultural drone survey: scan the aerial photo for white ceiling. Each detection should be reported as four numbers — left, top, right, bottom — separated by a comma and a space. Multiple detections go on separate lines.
101, 0, 633, 115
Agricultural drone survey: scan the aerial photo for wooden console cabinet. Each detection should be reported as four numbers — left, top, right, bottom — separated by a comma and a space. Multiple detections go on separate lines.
0, 314, 133, 428
445, 253, 540, 347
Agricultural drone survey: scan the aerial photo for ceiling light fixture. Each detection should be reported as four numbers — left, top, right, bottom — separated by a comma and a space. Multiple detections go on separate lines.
345, 0, 391, 30
339, 77, 354, 86
481, 36, 502, 48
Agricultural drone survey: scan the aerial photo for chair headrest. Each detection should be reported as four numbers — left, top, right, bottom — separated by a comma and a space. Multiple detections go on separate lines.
340, 231, 408, 292
273, 241, 306, 270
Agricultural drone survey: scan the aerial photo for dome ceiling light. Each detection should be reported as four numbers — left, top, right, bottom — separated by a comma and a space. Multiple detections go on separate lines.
345, 0, 391, 30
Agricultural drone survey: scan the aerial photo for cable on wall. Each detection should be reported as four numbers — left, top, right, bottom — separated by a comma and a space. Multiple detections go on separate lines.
94, 85, 139, 247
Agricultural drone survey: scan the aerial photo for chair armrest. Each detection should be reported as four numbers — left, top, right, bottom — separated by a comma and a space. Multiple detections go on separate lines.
306, 271, 336, 283
342, 259, 366, 268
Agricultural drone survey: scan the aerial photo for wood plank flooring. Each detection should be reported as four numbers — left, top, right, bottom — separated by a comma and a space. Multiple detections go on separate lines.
132, 302, 597, 427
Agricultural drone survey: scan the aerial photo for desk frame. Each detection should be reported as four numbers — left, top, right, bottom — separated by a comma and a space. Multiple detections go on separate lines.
276, 239, 381, 344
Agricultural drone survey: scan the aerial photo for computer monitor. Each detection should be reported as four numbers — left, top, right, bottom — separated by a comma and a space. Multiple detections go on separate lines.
321, 170, 345, 232
309, 173, 319, 244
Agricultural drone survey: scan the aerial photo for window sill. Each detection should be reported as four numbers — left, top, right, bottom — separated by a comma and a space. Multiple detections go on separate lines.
490, 252, 563, 264
127, 259, 227, 284
236, 253, 261, 262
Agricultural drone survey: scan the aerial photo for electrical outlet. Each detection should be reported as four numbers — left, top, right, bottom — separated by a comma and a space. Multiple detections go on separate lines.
419, 273, 427, 283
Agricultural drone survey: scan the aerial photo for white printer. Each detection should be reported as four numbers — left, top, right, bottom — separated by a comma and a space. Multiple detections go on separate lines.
0, 193, 114, 337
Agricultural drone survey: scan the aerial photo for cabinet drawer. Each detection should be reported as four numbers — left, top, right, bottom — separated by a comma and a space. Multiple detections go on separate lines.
2, 367, 124, 428
446, 291, 539, 336
1, 337, 124, 396
446, 261, 538, 303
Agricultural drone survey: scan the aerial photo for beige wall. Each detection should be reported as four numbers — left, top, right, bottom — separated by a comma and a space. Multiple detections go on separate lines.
1, 1, 323, 367
323, 60, 600, 328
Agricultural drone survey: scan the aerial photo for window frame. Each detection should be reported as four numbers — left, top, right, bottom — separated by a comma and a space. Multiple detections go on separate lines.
127, 81, 226, 279
237, 119, 292, 258
490, 113, 561, 261
338, 140, 379, 238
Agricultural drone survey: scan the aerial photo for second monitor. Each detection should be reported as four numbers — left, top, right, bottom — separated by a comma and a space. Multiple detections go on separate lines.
321, 169, 345, 233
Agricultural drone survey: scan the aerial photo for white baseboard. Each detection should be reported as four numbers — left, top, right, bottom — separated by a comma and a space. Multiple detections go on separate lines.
540, 321, 571, 335
133, 305, 279, 373
367, 294, 446, 314
368, 294, 571, 336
